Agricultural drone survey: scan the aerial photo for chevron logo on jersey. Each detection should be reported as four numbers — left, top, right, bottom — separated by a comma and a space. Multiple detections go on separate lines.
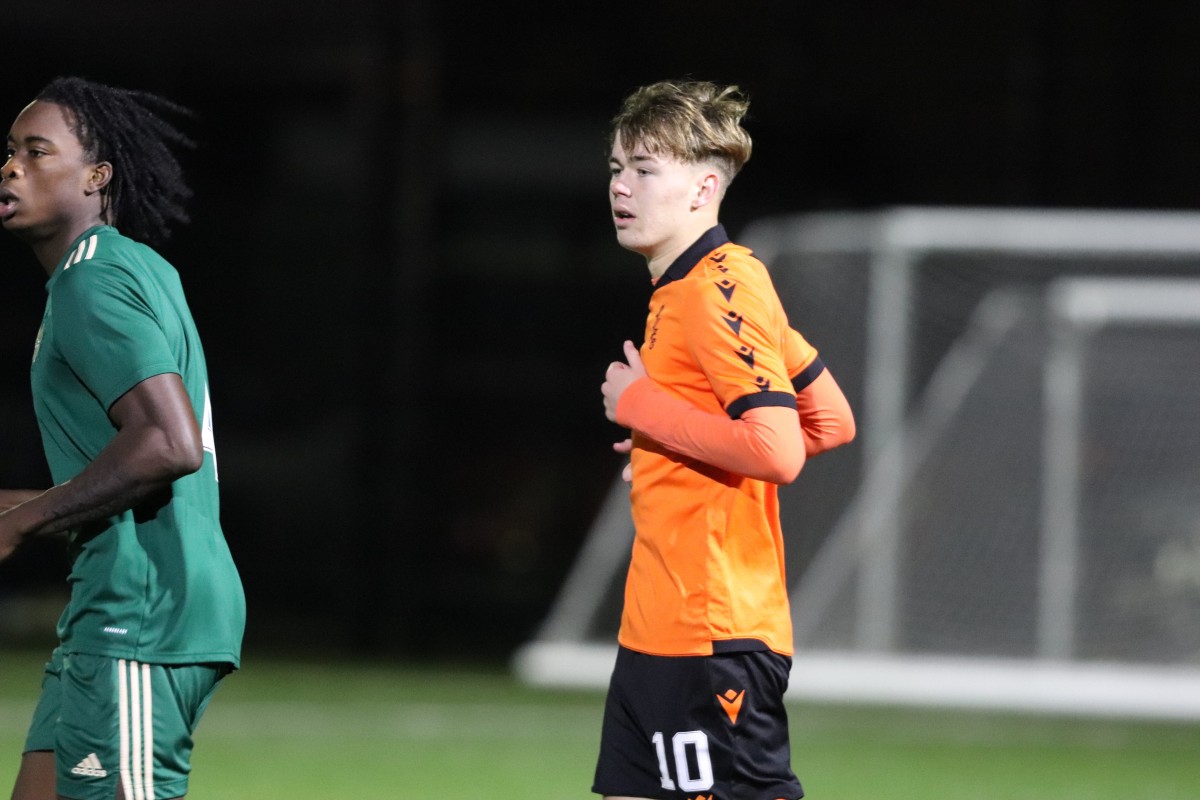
717, 689, 745, 724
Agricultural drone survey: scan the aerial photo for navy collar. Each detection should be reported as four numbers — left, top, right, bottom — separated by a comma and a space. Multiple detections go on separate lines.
653, 224, 730, 291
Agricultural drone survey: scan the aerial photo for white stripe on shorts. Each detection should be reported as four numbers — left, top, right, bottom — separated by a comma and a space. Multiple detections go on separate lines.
117, 659, 156, 800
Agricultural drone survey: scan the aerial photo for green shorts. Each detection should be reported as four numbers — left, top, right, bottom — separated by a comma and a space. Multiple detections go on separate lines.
24, 648, 230, 800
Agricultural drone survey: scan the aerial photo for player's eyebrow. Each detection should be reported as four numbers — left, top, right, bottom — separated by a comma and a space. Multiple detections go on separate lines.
612, 152, 660, 167
7, 133, 56, 148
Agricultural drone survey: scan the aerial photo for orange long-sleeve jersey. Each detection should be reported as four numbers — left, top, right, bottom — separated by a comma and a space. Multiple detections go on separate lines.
614, 225, 853, 657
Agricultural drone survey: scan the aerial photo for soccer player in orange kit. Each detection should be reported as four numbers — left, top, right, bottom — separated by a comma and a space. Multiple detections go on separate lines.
596, 79, 855, 800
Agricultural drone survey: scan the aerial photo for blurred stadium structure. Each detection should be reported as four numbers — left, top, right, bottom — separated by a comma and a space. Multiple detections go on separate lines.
515, 207, 1200, 720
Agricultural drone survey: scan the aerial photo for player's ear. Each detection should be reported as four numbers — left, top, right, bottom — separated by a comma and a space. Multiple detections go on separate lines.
692, 169, 721, 209
86, 161, 113, 195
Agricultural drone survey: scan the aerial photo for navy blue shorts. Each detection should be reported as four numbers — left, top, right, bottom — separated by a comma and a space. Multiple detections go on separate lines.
593, 646, 804, 800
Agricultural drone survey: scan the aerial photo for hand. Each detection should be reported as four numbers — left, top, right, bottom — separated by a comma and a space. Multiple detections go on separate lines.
602, 340, 646, 423
0, 514, 22, 563
0, 490, 40, 563
613, 438, 633, 483
0, 489, 42, 513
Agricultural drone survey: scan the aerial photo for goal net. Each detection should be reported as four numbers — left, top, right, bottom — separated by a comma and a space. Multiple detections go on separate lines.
515, 208, 1200, 719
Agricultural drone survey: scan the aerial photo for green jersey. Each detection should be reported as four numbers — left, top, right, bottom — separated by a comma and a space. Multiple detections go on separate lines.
30, 225, 244, 667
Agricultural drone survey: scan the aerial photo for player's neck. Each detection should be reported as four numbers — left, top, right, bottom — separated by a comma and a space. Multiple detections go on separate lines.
645, 217, 721, 279
30, 216, 106, 276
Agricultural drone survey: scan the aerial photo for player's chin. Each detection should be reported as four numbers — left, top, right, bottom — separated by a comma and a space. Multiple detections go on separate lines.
614, 229, 648, 254
0, 213, 34, 236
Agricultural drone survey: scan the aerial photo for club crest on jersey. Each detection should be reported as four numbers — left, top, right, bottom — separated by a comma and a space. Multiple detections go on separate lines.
648, 304, 664, 350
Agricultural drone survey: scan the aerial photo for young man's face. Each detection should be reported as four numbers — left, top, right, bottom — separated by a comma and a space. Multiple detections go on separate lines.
609, 136, 709, 265
0, 101, 97, 241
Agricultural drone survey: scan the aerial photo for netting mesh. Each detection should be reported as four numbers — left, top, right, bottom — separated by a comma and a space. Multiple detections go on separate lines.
1074, 327, 1200, 661
778, 248, 1200, 667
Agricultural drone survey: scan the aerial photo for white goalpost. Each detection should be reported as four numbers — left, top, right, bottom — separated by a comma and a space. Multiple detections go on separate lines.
514, 208, 1200, 720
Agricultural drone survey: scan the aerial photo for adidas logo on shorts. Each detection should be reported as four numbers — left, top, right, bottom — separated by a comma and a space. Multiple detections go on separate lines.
71, 753, 108, 777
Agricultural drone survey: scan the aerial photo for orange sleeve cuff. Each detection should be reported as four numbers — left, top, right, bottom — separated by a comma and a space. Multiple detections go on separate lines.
617, 378, 805, 484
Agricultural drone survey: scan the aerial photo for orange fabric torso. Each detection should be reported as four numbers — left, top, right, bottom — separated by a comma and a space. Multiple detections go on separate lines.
619, 233, 818, 657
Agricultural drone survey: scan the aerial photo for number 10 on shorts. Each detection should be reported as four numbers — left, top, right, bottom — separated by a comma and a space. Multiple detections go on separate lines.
651, 730, 714, 792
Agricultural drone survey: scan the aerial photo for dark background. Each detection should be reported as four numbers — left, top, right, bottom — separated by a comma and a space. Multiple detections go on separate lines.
1, 1, 1198, 663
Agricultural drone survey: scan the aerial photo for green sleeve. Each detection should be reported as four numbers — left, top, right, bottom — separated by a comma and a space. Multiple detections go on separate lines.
52, 261, 180, 412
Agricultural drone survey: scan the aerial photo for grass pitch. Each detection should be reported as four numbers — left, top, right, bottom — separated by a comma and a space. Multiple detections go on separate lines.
1, 647, 1196, 799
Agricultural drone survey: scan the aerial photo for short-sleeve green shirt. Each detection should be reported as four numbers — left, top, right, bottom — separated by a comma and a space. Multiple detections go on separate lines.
31, 226, 244, 667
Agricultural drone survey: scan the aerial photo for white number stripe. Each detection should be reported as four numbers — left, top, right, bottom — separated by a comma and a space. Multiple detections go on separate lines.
672, 730, 714, 791
201, 385, 218, 482
129, 661, 144, 800
650, 731, 675, 790
118, 660, 157, 800
118, 660, 133, 800
141, 662, 155, 800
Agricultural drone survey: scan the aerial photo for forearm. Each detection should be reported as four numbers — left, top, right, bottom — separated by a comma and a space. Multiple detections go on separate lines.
6, 470, 157, 540
795, 370, 856, 456
617, 378, 805, 484
1, 426, 196, 541
799, 409, 855, 457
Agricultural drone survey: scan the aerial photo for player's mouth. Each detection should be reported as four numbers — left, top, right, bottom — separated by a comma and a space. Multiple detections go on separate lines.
613, 208, 635, 226
0, 188, 17, 220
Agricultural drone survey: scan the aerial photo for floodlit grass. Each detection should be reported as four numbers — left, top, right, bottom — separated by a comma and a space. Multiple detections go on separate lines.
2, 648, 1197, 799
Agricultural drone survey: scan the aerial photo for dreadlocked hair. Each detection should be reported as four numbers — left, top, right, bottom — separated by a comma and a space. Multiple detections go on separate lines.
36, 76, 196, 246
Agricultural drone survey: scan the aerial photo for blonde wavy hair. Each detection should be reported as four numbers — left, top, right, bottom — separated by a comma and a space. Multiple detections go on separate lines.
609, 80, 753, 187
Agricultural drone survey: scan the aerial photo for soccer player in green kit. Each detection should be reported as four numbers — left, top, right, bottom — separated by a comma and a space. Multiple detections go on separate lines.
0, 77, 244, 800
